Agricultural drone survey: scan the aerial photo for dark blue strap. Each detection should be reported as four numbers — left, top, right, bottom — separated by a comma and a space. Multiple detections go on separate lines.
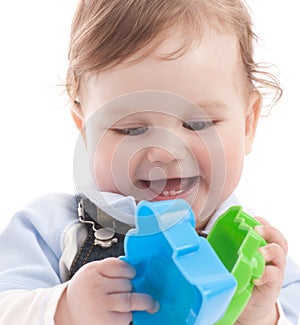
68, 224, 126, 279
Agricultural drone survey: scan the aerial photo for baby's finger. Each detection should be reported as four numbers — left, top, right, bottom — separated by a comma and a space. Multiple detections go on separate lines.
105, 311, 133, 325
259, 243, 286, 270
107, 292, 159, 314
253, 264, 282, 288
103, 278, 133, 294
255, 225, 288, 255
254, 216, 271, 226
95, 258, 136, 279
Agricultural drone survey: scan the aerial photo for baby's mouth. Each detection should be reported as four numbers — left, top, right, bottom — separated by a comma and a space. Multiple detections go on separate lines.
136, 176, 199, 199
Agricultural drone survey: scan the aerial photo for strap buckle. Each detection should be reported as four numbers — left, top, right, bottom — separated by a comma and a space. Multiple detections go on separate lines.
78, 198, 118, 248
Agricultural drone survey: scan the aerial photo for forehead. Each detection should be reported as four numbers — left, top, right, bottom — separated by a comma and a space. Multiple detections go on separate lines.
80, 28, 245, 119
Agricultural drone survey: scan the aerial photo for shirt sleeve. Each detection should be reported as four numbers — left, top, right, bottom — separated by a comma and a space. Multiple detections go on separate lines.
279, 256, 300, 324
278, 300, 295, 325
0, 193, 78, 291
0, 193, 78, 323
0, 283, 68, 324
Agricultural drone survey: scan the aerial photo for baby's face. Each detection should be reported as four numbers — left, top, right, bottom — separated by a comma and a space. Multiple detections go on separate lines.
79, 28, 261, 230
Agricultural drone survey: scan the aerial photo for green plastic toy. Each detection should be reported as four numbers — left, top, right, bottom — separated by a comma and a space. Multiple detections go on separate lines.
207, 206, 266, 324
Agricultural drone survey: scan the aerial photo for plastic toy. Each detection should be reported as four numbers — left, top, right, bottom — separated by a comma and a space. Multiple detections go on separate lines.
207, 206, 266, 324
121, 199, 237, 324
121, 200, 266, 325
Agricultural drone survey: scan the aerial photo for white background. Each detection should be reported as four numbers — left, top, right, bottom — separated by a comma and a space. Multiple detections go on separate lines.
0, 1, 299, 264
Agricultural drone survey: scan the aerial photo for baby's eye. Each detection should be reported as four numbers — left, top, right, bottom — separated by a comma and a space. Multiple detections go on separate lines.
183, 120, 214, 131
113, 127, 148, 136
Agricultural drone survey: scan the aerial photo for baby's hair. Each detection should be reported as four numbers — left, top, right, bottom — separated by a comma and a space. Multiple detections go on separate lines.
66, 0, 282, 111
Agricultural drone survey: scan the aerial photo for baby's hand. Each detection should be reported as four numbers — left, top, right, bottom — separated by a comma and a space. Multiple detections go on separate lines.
236, 217, 288, 325
55, 257, 158, 325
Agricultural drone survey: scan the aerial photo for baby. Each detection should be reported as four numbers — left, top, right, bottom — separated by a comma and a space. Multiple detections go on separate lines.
0, 0, 299, 324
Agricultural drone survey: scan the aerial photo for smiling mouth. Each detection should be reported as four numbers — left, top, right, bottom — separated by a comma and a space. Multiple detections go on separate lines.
136, 176, 199, 199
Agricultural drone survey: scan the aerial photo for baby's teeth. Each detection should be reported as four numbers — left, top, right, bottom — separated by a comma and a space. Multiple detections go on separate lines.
162, 190, 178, 196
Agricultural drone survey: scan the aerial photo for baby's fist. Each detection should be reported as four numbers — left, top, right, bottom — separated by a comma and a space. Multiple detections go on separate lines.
55, 258, 158, 325
236, 218, 288, 325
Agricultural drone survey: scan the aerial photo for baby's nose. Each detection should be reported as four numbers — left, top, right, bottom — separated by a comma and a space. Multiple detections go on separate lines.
145, 126, 189, 163
146, 144, 187, 163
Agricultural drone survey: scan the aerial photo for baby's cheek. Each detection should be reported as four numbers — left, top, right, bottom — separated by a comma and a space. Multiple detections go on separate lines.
93, 144, 139, 195
92, 146, 117, 191
223, 147, 244, 193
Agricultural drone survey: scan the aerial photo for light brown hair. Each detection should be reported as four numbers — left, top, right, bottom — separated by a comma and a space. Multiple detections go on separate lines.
66, 0, 282, 111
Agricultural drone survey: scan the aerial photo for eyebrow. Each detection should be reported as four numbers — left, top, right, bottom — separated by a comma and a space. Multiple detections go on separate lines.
195, 100, 230, 111
98, 99, 230, 121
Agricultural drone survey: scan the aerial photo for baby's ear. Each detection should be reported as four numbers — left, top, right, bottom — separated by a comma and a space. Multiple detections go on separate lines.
245, 90, 262, 154
71, 102, 83, 130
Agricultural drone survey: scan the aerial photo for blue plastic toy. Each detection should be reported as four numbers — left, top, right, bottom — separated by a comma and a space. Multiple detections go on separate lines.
121, 199, 237, 325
